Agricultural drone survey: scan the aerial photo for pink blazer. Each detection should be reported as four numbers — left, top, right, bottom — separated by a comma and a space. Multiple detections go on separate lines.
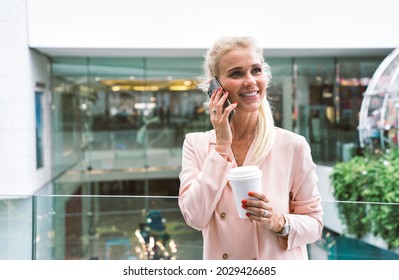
179, 127, 323, 260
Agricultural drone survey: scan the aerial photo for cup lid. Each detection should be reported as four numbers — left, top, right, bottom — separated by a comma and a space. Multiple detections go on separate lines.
228, 165, 262, 179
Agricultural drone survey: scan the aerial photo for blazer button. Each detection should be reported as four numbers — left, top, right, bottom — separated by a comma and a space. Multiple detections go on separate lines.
222, 253, 228, 260
220, 212, 226, 220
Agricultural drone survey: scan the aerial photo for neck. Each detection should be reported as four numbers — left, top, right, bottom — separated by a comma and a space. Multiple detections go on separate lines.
231, 114, 259, 141
231, 118, 258, 165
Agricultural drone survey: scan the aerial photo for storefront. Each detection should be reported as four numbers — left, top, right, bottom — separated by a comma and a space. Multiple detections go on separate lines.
51, 55, 384, 183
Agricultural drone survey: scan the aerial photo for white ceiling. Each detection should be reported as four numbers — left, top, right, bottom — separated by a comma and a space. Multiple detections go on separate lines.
35, 47, 393, 58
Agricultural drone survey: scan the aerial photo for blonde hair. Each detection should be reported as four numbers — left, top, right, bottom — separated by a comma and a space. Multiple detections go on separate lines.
198, 36, 275, 164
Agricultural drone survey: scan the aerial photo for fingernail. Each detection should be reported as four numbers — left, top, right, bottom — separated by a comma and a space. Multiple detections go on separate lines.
242, 205, 248, 209
248, 192, 254, 196
241, 199, 247, 204
245, 212, 251, 217
233, 102, 238, 105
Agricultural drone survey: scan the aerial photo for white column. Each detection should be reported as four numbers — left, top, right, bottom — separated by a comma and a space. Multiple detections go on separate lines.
0, 0, 51, 196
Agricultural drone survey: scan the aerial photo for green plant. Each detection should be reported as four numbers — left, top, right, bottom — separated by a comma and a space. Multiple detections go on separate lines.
330, 148, 399, 249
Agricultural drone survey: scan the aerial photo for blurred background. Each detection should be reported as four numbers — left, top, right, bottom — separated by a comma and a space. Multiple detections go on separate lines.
0, 0, 398, 260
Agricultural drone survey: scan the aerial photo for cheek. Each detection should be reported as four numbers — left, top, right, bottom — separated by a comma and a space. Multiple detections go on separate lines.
224, 81, 241, 94
257, 77, 267, 87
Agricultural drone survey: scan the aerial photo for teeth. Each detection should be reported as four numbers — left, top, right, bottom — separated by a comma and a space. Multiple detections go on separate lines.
241, 92, 257, 97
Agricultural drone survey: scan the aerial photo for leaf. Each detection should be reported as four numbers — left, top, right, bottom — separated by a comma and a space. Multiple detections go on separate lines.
330, 148, 399, 250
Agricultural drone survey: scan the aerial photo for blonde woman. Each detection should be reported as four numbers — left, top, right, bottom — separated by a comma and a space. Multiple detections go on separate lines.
179, 36, 323, 260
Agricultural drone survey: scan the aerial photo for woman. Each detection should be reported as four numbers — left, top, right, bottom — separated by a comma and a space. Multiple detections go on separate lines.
178, 36, 323, 260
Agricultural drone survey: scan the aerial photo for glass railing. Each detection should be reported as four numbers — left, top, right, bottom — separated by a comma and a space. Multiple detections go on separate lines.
310, 200, 399, 259
33, 195, 202, 260
0, 195, 33, 260
1, 195, 398, 260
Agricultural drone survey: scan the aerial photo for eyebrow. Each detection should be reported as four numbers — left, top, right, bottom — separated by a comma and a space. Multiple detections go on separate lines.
226, 64, 262, 74
226, 67, 242, 74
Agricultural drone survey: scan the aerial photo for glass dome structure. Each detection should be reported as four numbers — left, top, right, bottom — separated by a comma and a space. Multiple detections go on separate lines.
358, 47, 399, 151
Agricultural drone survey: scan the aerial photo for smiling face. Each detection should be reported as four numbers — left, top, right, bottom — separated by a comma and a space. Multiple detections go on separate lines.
218, 47, 267, 114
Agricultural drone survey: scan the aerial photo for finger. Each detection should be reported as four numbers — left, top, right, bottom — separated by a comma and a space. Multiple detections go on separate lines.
215, 92, 237, 120
248, 191, 269, 202
209, 88, 222, 114
241, 199, 267, 213
261, 209, 271, 218
211, 87, 223, 101
222, 102, 237, 117
242, 205, 264, 218
214, 89, 227, 110
211, 88, 225, 111
245, 209, 270, 219
245, 211, 273, 225
216, 89, 228, 104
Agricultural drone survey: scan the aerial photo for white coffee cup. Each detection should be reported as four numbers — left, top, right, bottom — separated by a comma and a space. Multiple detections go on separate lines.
228, 165, 263, 218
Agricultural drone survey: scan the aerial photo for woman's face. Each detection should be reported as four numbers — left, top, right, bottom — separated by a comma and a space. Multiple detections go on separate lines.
218, 47, 267, 114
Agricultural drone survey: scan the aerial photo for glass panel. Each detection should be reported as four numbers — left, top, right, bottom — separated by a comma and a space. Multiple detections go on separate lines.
34, 195, 202, 260
0, 196, 33, 260
32, 195, 399, 260
52, 58, 88, 177
337, 57, 383, 158
85, 57, 148, 186
267, 58, 293, 130
144, 57, 207, 143
294, 57, 384, 164
52, 57, 208, 197
295, 57, 336, 164
373, 51, 399, 92
310, 201, 399, 260
358, 92, 386, 151
383, 91, 399, 147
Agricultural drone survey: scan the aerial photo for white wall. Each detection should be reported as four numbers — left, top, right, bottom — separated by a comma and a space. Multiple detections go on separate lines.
26, 0, 399, 56
0, 0, 31, 195
316, 165, 345, 234
0, 0, 52, 196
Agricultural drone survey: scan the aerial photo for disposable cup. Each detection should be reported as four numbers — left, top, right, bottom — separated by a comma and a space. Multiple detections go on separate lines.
228, 165, 262, 218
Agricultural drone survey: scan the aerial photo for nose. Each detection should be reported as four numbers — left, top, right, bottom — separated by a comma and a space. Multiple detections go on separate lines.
243, 74, 256, 86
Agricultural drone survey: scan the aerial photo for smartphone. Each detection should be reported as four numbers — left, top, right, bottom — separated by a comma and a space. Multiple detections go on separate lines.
207, 77, 236, 122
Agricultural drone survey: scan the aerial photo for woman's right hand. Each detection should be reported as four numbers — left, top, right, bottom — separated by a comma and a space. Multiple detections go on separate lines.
209, 87, 237, 153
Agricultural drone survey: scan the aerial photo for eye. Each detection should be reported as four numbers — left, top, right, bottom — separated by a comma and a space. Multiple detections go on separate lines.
229, 71, 242, 77
252, 67, 263, 74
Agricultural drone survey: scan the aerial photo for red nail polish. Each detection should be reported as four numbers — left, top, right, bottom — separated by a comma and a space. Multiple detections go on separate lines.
233, 102, 238, 105
245, 212, 251, 217
242, 205, 248, 209
242, 199, 247, 204
248, 192, 254, 196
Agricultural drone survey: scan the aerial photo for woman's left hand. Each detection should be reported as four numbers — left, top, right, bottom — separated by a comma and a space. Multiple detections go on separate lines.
241, 192, 284, 233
